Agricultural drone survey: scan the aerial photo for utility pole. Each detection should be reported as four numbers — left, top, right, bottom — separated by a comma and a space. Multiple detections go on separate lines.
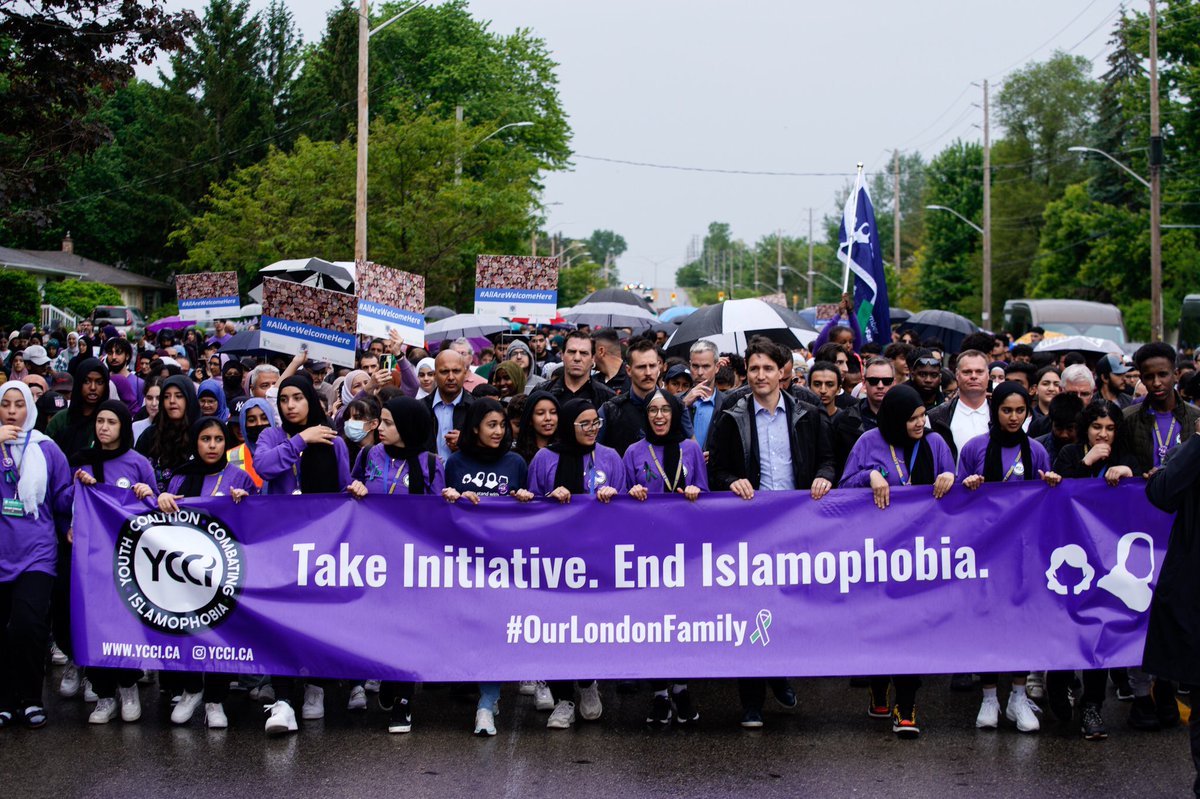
354, 0, 369, 262
776, 230, 783, 299
893, 149, 901, 273
807, 208, 815, 306
982, 79, 993, 329
1149, 0, 1163, 341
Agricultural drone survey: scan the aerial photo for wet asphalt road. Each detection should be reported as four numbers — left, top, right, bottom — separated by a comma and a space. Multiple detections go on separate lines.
1, 669, 1194, 798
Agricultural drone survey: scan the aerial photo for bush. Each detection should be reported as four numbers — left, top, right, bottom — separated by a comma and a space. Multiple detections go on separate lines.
149, 302, 178, 323
42, 279, 122, 318
0, 271, 41, 334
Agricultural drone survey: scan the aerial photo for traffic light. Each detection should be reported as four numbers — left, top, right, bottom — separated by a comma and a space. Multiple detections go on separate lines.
717, 291, 725, 301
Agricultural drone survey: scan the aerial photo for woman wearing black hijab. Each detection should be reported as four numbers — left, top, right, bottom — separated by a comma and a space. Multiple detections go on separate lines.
134, 374, 200, 494
623, 389, 707, 502
47, 357, 110, 458
251, 374, 350, 735
838, 384, 957, 738
528, 399, 626, 501
957, 380, 1061, 734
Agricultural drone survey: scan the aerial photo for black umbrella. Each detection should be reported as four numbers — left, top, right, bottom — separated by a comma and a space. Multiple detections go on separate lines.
578, 287, 655, 312
423, 305, 456, 321
248, 257, 355, 302
890, 307, 913, 325
899, 309, 979, 353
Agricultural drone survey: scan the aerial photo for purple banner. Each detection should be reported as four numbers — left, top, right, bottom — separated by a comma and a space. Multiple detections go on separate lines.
72, 481, 1171, 681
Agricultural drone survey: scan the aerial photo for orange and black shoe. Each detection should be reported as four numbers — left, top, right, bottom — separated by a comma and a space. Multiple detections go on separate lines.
892, 705, 920, 738
867, 685, 890, 718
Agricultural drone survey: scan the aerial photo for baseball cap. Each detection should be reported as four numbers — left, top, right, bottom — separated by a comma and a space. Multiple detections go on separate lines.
21, 344, 50, 366
305, 360, 331, 371
664, 364, 692, 383
1096, 354, 1131, 376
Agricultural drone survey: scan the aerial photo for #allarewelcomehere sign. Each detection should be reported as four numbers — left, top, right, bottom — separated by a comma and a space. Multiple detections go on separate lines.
71, 481, 1169, 681
176, 272, 240, 322
259, 277, 357, 367
473, 255, 558, 319
355, 260, 425, 344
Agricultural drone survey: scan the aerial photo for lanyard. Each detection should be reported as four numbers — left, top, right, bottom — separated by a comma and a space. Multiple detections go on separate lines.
387, 458, 407, 495
1155, 415, 1177, 458
584, 453, 597, 495
1, 432, 30, 486
888, 442, 920, 487
210, 473, 224, 496
291, 462, 302, 494
1003, 452, 1023, 482
646, 442, 683, 492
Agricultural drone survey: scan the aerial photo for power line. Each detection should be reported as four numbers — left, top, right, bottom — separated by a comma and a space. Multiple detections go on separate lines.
573, 155, 858, 178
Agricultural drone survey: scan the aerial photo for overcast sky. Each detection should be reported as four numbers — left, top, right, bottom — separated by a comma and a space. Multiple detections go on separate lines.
158, 0, 1123, 288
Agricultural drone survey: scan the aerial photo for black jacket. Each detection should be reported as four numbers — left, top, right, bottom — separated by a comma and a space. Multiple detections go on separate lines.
1119, 393, 1200, 475
544, 373, 616, 407
927, 396, 990, 462
708, 392, 835, 491
422, 390, 475, 453
1052, 442, 1139, 479
1143, 435, 1200, 684
684, 388, 727, 452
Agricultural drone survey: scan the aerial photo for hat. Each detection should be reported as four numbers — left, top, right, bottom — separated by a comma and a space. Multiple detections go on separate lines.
50, 372, 74, 394
8, 330, 19, 342
20, 323, 34, 336
304, 360, 330, 371
21, 344, 50, 366
664, 364, 692, 383
1096, 354, 1131, 376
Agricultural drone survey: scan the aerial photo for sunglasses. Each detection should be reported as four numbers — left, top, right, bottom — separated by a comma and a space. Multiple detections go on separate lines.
865, 376, 895, 387
916, 357, 941, 368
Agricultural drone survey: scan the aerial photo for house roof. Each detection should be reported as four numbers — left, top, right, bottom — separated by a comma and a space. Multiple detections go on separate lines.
0, 246, 169, 289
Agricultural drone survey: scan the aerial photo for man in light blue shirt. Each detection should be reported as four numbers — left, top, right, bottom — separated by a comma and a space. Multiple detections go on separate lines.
754, 394, 795, 491
424, 349, 472, 460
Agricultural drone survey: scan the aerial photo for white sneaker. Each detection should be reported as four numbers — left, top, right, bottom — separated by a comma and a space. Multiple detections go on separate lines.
264, 701, 298, 735
83, 680, 98, 703
249, 684, 275, 703
347, 685, 367, 712
301, 684, 325, 720
547, 700, 576, 729
976, 696, 1000, 729
1006, 694, 1041, 732
578, 681, 602, 721
534, 681, 554, 711
118, 685, 141, 722
519, 681, 538, 696
59, 663, 81, 698
474, 707, 496, 736
205, 703, 228, 729
88, 698, 119, 724
364, 679, 381, 693
171, 691, 203, 724
50, 643, 69, 666
1025, 672, 1046, 700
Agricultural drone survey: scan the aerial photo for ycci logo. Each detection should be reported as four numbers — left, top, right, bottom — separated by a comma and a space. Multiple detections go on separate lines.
113, 509, 244, 635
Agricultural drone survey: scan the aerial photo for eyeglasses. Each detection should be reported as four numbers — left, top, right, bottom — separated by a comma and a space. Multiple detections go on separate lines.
647, 407, 671, 417
574, 419, 604, 431
865, 376, 895, 387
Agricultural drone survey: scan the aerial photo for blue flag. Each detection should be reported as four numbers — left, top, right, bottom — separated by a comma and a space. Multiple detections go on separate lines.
837, 182, 891, 345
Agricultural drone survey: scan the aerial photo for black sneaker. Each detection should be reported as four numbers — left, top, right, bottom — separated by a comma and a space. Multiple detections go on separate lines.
672, 689, 699, 724
867, 684, 890, 718
1047, 681, 1073, 723
1155, 681, 1180, 728
771, 681, 797, 709
387, 702, 412, 734
646, 694, 672, 726
1127, 695, 1160, 731
950, 673, 976, 692
1080, 702, 1107, 741
892, 705, 920, 738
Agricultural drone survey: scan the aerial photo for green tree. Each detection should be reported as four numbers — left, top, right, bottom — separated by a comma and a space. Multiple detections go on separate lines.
557, 260, 605, 307
0, 272, 41, 334
42, 280, 123, 317
911, 140, 984, 318
288, 0, 358, 143
586, 230, 627, 273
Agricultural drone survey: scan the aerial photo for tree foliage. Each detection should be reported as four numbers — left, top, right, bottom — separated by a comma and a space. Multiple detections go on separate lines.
0, 271, 42, 333
42, 279, 122, 317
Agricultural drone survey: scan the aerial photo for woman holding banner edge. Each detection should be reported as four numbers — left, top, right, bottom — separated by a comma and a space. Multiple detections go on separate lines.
254, 374, 352, 734
839, 383, 956, 738
958, 380, 1062, 733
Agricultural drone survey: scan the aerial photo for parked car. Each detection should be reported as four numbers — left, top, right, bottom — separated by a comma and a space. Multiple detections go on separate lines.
1003, 299, 1127, 345
91, 305, 147, 338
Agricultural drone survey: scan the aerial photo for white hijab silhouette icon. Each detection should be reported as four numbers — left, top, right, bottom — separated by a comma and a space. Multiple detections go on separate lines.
1097, 532, 1156, 613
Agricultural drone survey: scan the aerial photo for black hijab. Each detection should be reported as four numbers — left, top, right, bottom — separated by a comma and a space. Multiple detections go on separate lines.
876, 384, 935, 485
384, 396, 432, 495
515, 390, 559, 464
985, 381, 1034, 482
175, 417, 229, 497
277, 375, 339, 494
69, 400, 134, 484
456, 398, 511, 464
56, 357, 110, 458
548, 399, 597, 494
642, 389, 686, 489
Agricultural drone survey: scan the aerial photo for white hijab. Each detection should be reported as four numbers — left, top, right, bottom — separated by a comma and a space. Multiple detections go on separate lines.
1, 381, 50, 518
415, 358, 436, 400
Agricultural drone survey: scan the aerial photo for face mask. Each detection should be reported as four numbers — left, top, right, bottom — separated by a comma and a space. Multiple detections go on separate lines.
245, 424, 265, 445
344, 420, 369, 443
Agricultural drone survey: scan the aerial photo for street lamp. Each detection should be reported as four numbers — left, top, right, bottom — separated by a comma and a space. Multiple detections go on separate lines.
561, 250, 591, 268
477, 121, 534, 145
355, 0, 429, 263
808, 270, 843, 291
1068, 145, 1162, 340
925, 204, 983, 234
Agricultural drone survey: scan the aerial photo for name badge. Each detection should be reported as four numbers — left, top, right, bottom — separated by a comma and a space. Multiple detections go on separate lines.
2, 498, 25, 517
